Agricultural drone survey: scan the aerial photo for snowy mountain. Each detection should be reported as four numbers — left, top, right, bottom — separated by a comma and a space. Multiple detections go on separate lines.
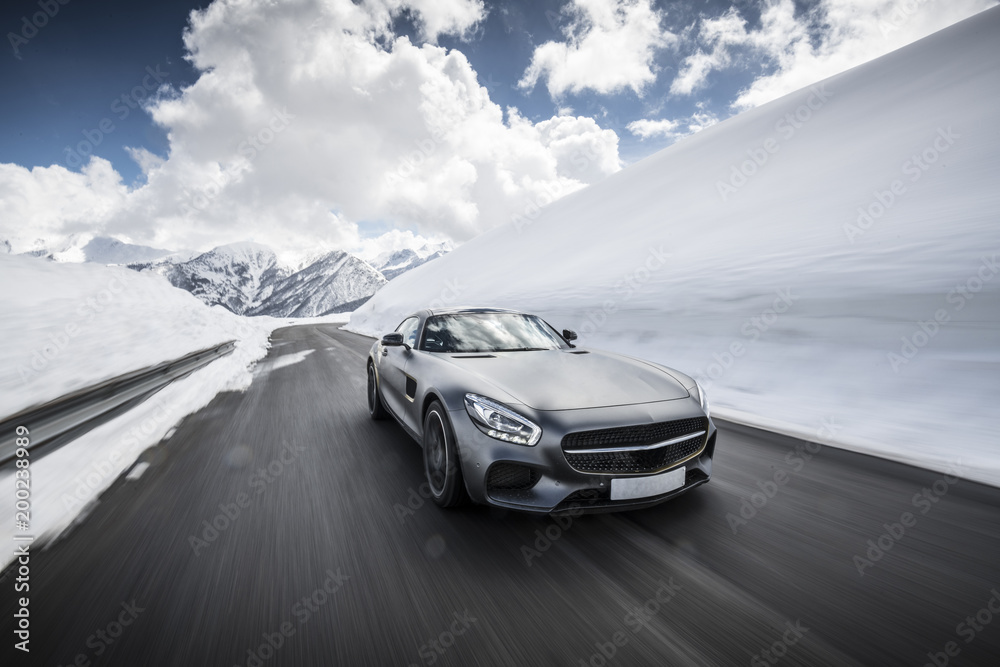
350, 9, 1000, 486
11, 234, 176, 264
247, 250, 387, 317
373, 242, 452, 280
129, 242, 386, 317
80, 237, 175, 265
150, 242, 289, 315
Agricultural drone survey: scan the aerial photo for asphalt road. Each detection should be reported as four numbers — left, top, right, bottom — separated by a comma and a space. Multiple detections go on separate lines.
4, 324, 999, 666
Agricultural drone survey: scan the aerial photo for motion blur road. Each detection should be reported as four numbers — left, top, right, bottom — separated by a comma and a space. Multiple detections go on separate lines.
4, 324, 999, 666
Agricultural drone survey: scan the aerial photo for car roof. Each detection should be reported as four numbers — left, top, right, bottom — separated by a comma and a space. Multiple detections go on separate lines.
424, 307, 523, 316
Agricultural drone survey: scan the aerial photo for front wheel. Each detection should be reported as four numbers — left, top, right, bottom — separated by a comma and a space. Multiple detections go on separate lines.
367, 362, 387, 420
423, 401, 468, 508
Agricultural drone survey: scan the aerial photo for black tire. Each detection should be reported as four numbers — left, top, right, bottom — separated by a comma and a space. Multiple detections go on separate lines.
423, 400, 468, 508
367, 362, 388, 420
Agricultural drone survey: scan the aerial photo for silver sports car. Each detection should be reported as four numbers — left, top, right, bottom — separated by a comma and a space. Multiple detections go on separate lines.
366, 308, 716, 513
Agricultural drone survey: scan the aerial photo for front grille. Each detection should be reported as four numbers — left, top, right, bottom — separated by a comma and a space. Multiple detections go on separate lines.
562, 417, 708, 474
487, 463, 540, 491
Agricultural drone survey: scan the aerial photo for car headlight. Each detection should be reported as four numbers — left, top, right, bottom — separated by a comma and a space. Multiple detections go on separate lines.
464, 393, 542, 446
691, 382, 710, 417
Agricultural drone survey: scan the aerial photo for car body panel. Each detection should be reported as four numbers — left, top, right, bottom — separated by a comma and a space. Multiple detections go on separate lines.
434, 349, 690, 410
378, 345, 412, 421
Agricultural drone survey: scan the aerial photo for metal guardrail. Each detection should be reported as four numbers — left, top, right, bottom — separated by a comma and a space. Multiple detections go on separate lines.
0, 340, 236, 466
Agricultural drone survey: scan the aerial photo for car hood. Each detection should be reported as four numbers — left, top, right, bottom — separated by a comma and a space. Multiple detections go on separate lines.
441, 349, 690, 411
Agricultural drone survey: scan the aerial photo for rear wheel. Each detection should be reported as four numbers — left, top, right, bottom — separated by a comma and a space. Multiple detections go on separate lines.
423, 400, 468, 508
367, 362, 387, 420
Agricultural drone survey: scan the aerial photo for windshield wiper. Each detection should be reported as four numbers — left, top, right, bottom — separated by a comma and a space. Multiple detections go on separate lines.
495, 347, 550, 352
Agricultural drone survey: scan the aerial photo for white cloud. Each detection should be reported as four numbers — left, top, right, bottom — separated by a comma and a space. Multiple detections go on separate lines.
671, 0, 996, 109
519, 0, 675, 97
626, 118, 679, 139
670, 7, 757, 96
398, 0, 487, 42
0, 0, 621, 256
353, 228, 452, 263
685, 110, 719, 134
0, 159, 128, 251
627, 110, 718, 141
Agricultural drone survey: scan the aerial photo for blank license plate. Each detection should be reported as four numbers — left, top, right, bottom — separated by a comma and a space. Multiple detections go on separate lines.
610, 466, 685, 501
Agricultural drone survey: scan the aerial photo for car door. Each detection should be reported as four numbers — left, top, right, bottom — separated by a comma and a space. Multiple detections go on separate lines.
397, 319, 425, 435
379, 316, 420, 420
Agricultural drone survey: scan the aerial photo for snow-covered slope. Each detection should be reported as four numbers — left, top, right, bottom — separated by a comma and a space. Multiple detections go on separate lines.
350, 9, 1000, 485
248, 250, 387, 317
0, 253, 283, 561
157, 242, 289, 314
0, 253, 274, 418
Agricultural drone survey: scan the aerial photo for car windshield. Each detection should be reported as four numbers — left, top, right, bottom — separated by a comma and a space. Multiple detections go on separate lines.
420, 313, 569, 353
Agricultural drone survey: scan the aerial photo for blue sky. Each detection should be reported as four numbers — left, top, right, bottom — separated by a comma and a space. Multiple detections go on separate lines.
2, 0, 765, 183
1, 0, 992, 257
432, 0, 763, 165
1, 0, 203, 183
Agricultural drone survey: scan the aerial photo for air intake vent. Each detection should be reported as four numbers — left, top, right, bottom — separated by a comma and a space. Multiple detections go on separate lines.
487, 463, 540, 491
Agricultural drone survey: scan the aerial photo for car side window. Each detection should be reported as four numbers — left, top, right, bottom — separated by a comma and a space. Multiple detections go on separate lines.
420, 316, 447, 351
396, 317, 420, 348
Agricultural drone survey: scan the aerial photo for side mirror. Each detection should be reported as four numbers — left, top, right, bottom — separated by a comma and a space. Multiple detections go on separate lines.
562, 329, 578, 341
381, 333, 407, 348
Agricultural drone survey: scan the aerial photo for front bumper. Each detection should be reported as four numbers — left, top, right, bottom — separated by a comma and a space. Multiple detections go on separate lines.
450, 399, 716, 514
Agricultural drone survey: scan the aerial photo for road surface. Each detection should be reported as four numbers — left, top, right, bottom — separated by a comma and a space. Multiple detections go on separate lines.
4, 324, 999, 666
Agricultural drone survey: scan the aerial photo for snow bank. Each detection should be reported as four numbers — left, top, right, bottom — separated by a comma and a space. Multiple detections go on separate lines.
350, 10, 1000, 486
0, 254, 290, 566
